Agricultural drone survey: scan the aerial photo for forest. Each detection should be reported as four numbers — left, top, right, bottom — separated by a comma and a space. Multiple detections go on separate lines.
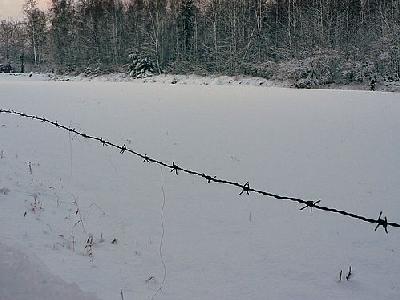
1, 0, 400, 86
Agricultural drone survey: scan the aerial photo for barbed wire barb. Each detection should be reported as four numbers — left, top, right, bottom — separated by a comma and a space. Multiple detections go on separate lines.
170, 162, 180, 175
375, 211, 389, 234
120, 144, 127, 154
239, 182, 251, 195
143, 154, 151, 163
300, 200, 321, 211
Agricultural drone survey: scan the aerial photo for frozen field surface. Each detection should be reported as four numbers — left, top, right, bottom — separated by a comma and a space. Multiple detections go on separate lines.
0, 74, 399, 299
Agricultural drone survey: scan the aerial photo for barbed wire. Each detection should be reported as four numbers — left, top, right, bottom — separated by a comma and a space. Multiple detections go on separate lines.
0, 108, 398, 233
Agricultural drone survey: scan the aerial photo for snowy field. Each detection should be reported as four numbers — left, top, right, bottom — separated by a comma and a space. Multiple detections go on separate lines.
0, 73, 399, 300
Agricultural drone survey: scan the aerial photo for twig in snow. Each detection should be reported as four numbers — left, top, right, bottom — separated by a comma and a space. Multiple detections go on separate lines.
346, 266, 352, 281
84, 234, 94, 259
72, 195, 86, 234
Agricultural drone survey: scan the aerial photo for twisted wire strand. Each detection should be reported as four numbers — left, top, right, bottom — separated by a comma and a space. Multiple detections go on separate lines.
1, 108, 398, 233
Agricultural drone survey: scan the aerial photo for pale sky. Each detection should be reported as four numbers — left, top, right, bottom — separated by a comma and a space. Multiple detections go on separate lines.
0, 0, 49, 20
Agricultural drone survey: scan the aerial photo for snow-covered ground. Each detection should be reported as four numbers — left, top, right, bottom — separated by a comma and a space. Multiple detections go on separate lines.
2, 72, 286, 87
0, 242, 98, 300
3, 72, 400, 92
0, 74, 399, 300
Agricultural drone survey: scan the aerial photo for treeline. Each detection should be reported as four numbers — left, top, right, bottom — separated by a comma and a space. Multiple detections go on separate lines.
1, 0, 400, 84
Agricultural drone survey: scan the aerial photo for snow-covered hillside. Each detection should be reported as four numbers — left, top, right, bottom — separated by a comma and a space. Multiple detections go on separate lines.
0, 74, 399, 300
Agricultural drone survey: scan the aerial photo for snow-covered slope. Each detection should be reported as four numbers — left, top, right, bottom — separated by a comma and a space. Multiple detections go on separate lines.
0, 242, 99, 300
0, 75, 399, 299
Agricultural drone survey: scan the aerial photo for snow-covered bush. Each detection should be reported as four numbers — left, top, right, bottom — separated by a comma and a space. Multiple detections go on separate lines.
274, 54, 334, 88
0, 63, 14, 73
339, 60, 376, 84
240, 61, 277, 79
128, 53, 156, 78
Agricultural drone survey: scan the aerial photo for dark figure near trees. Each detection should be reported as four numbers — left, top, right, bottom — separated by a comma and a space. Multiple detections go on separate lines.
370, 78, 377, 91
20, 54, 25, 73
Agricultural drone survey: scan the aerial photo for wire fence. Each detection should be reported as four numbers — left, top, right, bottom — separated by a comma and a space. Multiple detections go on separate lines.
0, 108, 398, 233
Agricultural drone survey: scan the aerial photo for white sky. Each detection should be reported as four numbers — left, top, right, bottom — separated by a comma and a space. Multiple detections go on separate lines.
0, 0, 49, 20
